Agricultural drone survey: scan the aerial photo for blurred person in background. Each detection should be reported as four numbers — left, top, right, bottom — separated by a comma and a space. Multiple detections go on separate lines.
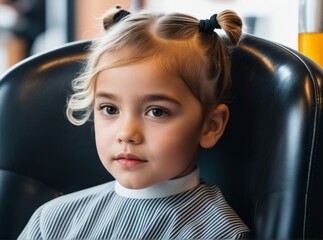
0, 0, 45, 58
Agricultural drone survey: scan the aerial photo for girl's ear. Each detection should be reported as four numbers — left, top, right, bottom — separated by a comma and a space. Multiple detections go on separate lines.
199, 104, 229, 148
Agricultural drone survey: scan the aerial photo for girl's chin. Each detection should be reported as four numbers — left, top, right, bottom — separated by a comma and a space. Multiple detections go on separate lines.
117, 178, 159, 190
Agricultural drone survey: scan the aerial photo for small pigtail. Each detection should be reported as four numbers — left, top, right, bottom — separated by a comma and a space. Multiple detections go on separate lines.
102, 5, 130, 31
216, 10, 243, 46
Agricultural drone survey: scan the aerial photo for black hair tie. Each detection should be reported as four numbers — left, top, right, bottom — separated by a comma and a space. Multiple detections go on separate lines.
113, 9, 130, 23
199, 14, 221, 33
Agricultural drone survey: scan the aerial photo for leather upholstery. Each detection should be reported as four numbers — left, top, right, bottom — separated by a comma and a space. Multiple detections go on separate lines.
0, 34, 322, 239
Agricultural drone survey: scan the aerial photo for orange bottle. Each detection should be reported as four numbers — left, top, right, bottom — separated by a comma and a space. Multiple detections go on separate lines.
298, 0, 323, 68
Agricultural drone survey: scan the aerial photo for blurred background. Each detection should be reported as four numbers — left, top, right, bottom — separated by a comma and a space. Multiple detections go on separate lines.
0, 0, 300, 73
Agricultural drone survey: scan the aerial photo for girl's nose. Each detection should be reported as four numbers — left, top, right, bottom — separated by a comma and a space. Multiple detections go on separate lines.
116, 117, 143, 144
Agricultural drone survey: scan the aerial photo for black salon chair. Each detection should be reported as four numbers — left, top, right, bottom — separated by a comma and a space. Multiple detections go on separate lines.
0, 34, 322, 239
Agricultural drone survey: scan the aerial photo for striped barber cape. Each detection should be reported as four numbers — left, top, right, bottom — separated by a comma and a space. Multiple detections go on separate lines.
19, 169, 250, 239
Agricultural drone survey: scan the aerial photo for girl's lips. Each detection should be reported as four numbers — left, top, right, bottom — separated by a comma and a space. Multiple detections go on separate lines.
117, 158, 147, 168
114, 153, 148, 168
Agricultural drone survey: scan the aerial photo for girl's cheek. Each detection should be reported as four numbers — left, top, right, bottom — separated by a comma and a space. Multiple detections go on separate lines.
151, 134, 183, 155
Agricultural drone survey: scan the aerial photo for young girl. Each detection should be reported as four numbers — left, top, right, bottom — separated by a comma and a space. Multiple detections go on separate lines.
19, 6, 250, 239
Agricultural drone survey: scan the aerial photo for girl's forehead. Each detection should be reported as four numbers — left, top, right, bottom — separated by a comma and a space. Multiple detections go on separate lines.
93, 43, 207, 100
96, 59, 189, 91
96, 52, 178, 79
96, 58, 177, 83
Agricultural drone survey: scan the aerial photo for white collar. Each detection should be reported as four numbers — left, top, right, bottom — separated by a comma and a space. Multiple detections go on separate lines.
115, 169, 200, 199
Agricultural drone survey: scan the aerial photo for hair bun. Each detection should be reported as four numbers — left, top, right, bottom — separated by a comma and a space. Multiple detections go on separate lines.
102, 5, 127, 30
216, 10, 243, 46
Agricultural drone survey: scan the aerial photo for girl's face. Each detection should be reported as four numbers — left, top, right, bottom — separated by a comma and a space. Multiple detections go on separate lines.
94, 59, 207, 189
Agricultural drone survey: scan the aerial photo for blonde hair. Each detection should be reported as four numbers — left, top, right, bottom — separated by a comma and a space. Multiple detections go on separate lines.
66, 6, 243, 125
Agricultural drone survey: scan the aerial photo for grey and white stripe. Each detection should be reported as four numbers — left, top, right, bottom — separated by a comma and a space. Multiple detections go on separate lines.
19, 180, 250, 239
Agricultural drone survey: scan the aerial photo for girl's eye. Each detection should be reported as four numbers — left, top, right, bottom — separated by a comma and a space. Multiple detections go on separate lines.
147, 108, 168, 117
101, 105, 119, 115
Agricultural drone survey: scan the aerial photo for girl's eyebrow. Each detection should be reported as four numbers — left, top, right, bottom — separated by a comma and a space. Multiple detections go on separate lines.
143, 94, 181, 106
95, 92, 118, 101
95, 92, 181, 106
